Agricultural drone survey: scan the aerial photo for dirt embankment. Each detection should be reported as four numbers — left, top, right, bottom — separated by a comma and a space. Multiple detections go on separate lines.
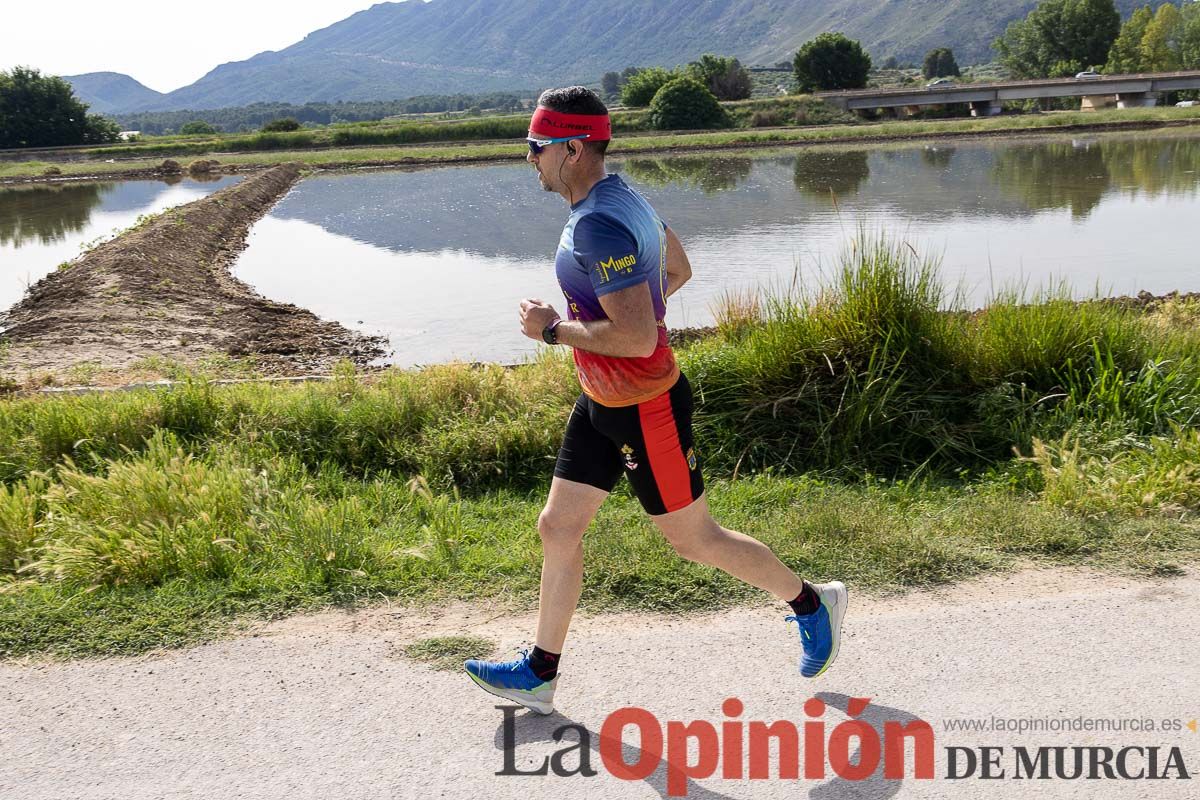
0, 164, 386, 379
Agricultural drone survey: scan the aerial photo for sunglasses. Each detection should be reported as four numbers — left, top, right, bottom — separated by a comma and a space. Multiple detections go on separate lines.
526, 134, 590, 154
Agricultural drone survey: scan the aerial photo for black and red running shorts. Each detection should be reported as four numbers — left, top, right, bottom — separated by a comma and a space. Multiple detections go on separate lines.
553, 373, 704, 516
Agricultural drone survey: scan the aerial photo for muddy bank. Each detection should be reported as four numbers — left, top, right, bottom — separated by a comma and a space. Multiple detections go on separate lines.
0, 164, 386, 379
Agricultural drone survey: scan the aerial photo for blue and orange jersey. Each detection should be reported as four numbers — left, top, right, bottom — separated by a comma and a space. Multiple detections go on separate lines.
555, 174, 679, 407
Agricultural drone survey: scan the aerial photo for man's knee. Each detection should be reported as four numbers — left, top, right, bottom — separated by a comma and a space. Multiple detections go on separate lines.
666, 536, 707, 563
660, 526, 717, 564
538, 508, 586, 549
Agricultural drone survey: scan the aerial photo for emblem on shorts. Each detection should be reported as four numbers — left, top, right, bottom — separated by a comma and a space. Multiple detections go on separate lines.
686, 447, 697, 471
621, 444, 639, 470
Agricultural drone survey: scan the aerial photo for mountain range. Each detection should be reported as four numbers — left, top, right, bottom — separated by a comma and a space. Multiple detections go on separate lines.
64, 0, 1146, 114
62, 72, 164, 115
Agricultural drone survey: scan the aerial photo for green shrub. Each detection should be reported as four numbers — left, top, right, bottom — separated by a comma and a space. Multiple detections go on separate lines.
750, 110, 782, 127
261, 118, 302, 133
180, 120, 217, 135
621, 67, 679, 107
647, 78, 730, 130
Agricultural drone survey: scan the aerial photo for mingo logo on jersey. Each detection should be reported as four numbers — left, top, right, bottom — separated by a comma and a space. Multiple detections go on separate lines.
594, 254, 637, 283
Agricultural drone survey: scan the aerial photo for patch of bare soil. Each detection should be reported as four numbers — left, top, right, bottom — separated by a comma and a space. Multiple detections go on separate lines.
0, 164, 386, 379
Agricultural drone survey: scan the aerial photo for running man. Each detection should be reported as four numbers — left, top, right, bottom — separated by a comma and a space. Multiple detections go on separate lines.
465, 87, 846, 715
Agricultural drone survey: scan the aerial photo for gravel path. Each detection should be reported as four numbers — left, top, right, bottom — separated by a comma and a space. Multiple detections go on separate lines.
2, 567, 1197, 799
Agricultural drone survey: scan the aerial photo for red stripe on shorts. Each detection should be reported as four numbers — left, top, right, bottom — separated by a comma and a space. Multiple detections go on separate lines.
637, 392, 693, 513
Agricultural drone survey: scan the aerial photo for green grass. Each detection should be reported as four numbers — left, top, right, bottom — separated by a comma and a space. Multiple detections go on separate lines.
2, 234, 1198, 659
2, 472, 1194, 659
39, 99, 831, 162
402, 636, 496, 671
5, 105, 1200, 182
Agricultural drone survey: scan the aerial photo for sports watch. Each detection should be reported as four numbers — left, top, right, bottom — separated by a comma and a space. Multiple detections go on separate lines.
542, 317, 563, 345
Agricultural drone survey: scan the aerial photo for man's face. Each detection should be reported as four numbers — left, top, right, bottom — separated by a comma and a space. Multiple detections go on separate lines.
527, 136, 570, 193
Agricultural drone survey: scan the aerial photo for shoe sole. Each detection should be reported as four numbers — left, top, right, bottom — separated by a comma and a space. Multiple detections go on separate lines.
466, 670, 555, 715
810, 581, 848, 678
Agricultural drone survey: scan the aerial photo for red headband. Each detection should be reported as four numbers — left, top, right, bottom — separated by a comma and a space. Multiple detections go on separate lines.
529, 107, 612, 141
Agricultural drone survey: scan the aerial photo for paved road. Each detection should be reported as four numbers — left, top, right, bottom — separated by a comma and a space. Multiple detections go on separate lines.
2, 568, 1198, 799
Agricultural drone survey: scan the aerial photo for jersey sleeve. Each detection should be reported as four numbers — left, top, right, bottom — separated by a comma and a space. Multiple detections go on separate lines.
573, 212, 647, 297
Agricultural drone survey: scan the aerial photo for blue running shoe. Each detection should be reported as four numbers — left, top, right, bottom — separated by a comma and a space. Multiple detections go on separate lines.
464, 650, 557, 715
786, 581, 848, 678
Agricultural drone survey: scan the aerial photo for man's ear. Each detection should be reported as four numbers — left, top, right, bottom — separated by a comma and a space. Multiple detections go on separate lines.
566, 142, 579, 161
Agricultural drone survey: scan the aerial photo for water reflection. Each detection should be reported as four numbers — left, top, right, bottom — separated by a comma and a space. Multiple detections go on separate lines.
993, 137, 1200, 218
792, 150, 871, 199
623, 156, 753, 194
992, 141, 1110, 218
1105, 137, 1200, 199
0, 175, 241, 311
231, 130, 1200, 366
0, 183, 111, 247
919, 145, 956, 170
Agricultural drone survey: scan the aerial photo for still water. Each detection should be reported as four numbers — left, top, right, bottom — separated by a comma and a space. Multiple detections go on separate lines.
0, 175, 240, 310
233, 131, 1200, 367
3, 133, 1197, 367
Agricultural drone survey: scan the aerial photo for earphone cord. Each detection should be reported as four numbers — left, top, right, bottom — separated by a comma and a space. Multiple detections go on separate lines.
558, 152, 572, 206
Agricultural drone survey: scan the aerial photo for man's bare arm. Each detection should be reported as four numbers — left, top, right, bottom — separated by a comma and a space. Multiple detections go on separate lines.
664, 227, 692, 299
550, 282, 659, 358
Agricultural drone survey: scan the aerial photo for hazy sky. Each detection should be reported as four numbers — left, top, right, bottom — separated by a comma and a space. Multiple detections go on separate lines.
1, 1, 388, 93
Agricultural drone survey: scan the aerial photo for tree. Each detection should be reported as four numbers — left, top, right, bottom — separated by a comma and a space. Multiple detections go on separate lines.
261, 118, 301, 132
994, 0, 1121, 78
1112, 2, 1200, 73
601, 71, 621, 98
621, 67, 678, 107
647, 78, 730, 130
922, 48, 962, 79
1107, 5, 1155, 73
180, 120, 217, 135
0, 66, 120, 149
1140, 3, 1184, 72
793, 33, 872, 93
1182, 1, 1200, 70
685, 54, 753, 101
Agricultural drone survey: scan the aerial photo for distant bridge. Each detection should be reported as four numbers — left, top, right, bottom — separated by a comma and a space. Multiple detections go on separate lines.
817, 70, 1200, 116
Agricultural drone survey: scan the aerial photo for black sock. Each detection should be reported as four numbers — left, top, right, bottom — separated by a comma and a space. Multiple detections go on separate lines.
529, 646, 560, 681
787, 582, 821, 616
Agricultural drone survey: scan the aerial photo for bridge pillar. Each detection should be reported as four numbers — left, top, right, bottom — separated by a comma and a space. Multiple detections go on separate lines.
1116, 91, 1159, 108
969, 100, 1002, 117
1080, 94, 1117, 111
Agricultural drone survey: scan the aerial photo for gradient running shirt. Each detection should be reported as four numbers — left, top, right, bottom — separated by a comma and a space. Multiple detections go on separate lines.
555, 174, 679, 407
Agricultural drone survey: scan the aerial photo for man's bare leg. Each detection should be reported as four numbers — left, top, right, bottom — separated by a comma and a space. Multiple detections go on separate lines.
651, 492, 847, 678
650, 493, 804, 599
534, 477, 609, 653
463, 477, 607, 714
